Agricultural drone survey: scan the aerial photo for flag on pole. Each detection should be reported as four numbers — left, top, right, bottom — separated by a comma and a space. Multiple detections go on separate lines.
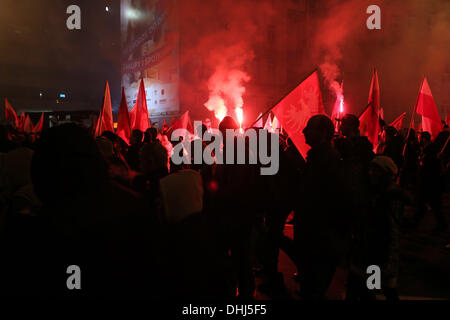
389, 112, 406, 131
272, 70, 325, 158
117, 87, 131, 144
23, 114, 34, 133
360, 69, 381, 149
5, 98, 19, 128
132, 79, 150, 132
96, 81, 114, 136
18, 111, 26, 131
172, 110, 193, 134
33, 112, 44, 133
415, 77, 442, 139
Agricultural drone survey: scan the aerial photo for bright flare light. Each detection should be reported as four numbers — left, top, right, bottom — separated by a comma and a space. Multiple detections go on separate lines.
236, 107, 243, 127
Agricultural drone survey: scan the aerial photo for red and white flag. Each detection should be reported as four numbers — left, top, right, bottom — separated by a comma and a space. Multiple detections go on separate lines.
116, 87, 131, 144
5, 98, 19, 128
272, 71, 325, 158
360, 69, 381, 149
389, 112, 406, 131
132, 79, 150, 132
415, 77, 442, 139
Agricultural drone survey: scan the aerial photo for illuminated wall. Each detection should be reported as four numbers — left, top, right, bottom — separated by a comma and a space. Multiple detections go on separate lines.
121, 0, 179, 119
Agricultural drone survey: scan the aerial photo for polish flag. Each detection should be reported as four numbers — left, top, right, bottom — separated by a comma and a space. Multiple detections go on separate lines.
272, 71, 325, 158
415, 77, 442, 139
116, 87, 131, 144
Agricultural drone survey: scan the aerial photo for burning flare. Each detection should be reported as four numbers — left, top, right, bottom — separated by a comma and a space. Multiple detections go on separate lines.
204, 68, 250, 124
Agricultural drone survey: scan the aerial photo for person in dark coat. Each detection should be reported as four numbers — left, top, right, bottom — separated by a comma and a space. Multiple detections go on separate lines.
295, 114, 352, 300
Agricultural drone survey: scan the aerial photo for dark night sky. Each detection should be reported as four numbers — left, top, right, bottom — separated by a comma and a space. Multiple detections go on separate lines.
1, 0, 449, 124
0, 0, 121, 112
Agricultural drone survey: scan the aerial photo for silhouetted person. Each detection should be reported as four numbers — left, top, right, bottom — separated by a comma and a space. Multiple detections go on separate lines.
415, 131, 449, 231
399, 129, 420, 190
347, 156, 408, 301
2, 123, 158, 297
212, 116, 260, 299
295, 114, 351, 300
379, 126, 404, 171
259, 134, 305, 299
126, 129, 144, 171
144, 127, 158, 144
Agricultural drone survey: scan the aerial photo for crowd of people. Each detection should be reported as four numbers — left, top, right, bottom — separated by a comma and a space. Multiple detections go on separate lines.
0, 112, 449, 299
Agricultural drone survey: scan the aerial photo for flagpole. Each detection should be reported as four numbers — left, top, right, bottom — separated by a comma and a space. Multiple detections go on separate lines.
250, 68, 318, 128
358, 102, 372, 118
402, 76, 424, 157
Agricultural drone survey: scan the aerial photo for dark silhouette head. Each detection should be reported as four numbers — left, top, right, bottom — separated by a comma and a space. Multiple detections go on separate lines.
139, 142, 169, 174
303, 115, 334, 148
144, 127, 158, 143
340, 114, 360, 137
31, 123, 107, 206
219, 116, 239, 137
130, 129, 143, 145
420, 131, 431, 145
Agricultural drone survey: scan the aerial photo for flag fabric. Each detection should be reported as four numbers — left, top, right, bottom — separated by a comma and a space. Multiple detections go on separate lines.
389, 112, 406, 131
272, 70, 325, 158
96, 81, 114, 136
360, 70, 381, 149
18, 111, 25, 131
132, 79, 150, 132
446, 112, 450, 127
33, 112, 44, 133
129, 105, 137, 128
23, 114, 34, 133
264, 114, 272, 131
117, 87, 131, 144
254, 113, 263, 128
172, 110, 193, 134
415, 77, 442, 139
5, 98, 19, 128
